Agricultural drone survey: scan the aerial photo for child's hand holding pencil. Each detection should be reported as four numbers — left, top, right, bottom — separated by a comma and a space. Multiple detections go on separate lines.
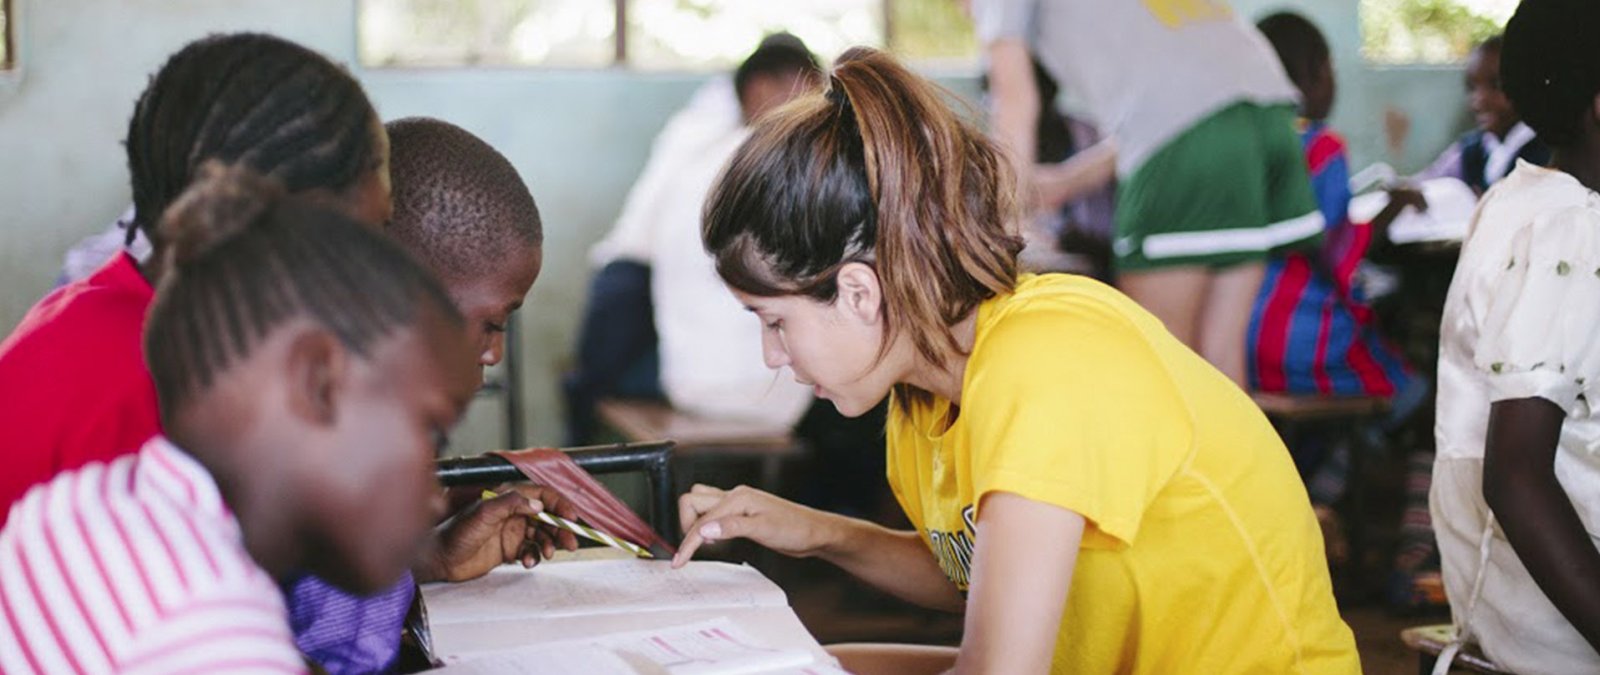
483, 489, 656, 559
417, 485, 582, 583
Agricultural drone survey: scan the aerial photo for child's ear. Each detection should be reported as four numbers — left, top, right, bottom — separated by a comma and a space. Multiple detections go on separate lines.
835, 262, 884, 326
284, 328, 347, 428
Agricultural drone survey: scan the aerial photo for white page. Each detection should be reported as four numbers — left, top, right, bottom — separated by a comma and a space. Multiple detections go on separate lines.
432, 618, 839, 675
423, 560, 790, 624
429, 605, 828, 664
432, 647, 637, 675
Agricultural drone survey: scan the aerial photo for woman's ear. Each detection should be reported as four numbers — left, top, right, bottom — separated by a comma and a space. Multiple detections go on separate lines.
283, 327, 348, 428
835, 262, 884, 326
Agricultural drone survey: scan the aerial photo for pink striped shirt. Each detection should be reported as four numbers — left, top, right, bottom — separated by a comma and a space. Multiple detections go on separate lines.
0, 436, 306, 674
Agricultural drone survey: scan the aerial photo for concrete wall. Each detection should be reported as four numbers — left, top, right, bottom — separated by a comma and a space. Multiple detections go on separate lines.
1235, 0, 1476, 171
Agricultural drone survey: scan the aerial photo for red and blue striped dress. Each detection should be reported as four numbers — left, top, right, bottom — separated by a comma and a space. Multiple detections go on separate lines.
1248, 121, 1412, 396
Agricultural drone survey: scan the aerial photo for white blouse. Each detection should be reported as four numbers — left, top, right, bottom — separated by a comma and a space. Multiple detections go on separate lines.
1433, 161, 1600, 674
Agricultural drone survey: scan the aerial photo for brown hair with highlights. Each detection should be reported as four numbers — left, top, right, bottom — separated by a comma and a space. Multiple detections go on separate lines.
702, 47, 1022, 401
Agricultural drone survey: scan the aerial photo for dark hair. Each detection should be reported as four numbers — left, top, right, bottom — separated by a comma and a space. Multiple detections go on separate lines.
144, 163, 461, 416
703, 47, 1022, 399
384, 117, 542, 279
734, 33, 821, 101
1256, 11, 1330, 94
1475, 34, 1504, 58
126, 32, 381, 247
1503, 0, 1600, 147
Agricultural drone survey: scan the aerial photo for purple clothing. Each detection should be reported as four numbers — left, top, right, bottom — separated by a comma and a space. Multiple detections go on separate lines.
287, 572, 415, 674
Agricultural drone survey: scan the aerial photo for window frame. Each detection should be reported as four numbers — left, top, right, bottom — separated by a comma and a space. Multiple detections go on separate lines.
2, 0, 13, 71
356, 0, 968, 71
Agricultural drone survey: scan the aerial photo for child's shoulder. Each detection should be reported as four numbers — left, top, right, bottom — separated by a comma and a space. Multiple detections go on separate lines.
1, 268, 150, 370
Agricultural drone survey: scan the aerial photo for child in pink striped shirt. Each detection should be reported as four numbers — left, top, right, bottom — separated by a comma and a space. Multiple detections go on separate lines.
0, 165, 483, 674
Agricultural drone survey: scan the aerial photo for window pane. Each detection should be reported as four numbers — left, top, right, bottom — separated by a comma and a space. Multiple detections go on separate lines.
360, 0, 616, 68
889, 0, 977, 67
626, 0, 882, 71
1360, 0, 1514, 65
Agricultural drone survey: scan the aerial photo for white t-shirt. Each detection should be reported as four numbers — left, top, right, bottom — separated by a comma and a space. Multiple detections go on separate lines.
594, 78, 812, 427
647, 129, 812, 426
588, 78, 742, 268
973, 0, 1299, 176
1433, 161, 1600, 674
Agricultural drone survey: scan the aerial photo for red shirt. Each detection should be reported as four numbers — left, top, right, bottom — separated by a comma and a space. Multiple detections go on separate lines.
0, 253, 159, 523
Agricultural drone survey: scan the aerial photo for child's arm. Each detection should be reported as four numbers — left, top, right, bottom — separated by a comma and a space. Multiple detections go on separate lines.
954, 491, 1083, 674
675, 484, 965, 612
1484, 398, 1600, 650
1369, 188, 1427, 240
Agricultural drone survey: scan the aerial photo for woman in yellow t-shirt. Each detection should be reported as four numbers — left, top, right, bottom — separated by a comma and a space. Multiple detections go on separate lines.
671, 47, 1359, 674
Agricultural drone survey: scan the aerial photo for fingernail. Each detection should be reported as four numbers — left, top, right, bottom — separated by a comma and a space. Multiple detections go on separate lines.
699, 522, 722, 540
528, 499, 542, 511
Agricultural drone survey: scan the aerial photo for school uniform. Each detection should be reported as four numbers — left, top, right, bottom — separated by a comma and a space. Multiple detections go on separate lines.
886, 274, 1359, 673
1420, 122, 1552, 194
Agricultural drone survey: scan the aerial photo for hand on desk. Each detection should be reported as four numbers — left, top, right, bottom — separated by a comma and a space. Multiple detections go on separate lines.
416, 484, 580, 583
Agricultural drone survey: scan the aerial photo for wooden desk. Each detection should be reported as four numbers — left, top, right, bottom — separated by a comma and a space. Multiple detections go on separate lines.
595, 399, 806, 491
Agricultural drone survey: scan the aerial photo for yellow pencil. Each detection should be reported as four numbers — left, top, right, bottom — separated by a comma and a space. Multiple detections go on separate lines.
481, 489, 654, 559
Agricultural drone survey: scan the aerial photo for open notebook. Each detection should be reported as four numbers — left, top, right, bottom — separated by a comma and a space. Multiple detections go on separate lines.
421, 558, 845, 674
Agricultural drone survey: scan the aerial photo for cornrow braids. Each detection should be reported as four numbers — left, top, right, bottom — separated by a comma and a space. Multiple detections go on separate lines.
144, 163, 461, 417
125, 32, 380, 247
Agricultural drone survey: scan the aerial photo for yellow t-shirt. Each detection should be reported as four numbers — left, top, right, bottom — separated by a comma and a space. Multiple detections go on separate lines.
886, 274, 1358, 674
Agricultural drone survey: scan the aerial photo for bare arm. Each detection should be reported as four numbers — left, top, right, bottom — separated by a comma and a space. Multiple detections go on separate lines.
1033, 139, 1117, 212
987, 37, 1041, 200
954, 491, 1084, 674
1484, 398, 1600, 650
675, 484, 964, 612
817, 515, 966, 612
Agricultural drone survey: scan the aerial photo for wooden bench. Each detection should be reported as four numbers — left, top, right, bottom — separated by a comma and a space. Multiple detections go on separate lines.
1252, 392, 1390, 421
1400, 625, 1512, 674
595, 398, 806, 492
